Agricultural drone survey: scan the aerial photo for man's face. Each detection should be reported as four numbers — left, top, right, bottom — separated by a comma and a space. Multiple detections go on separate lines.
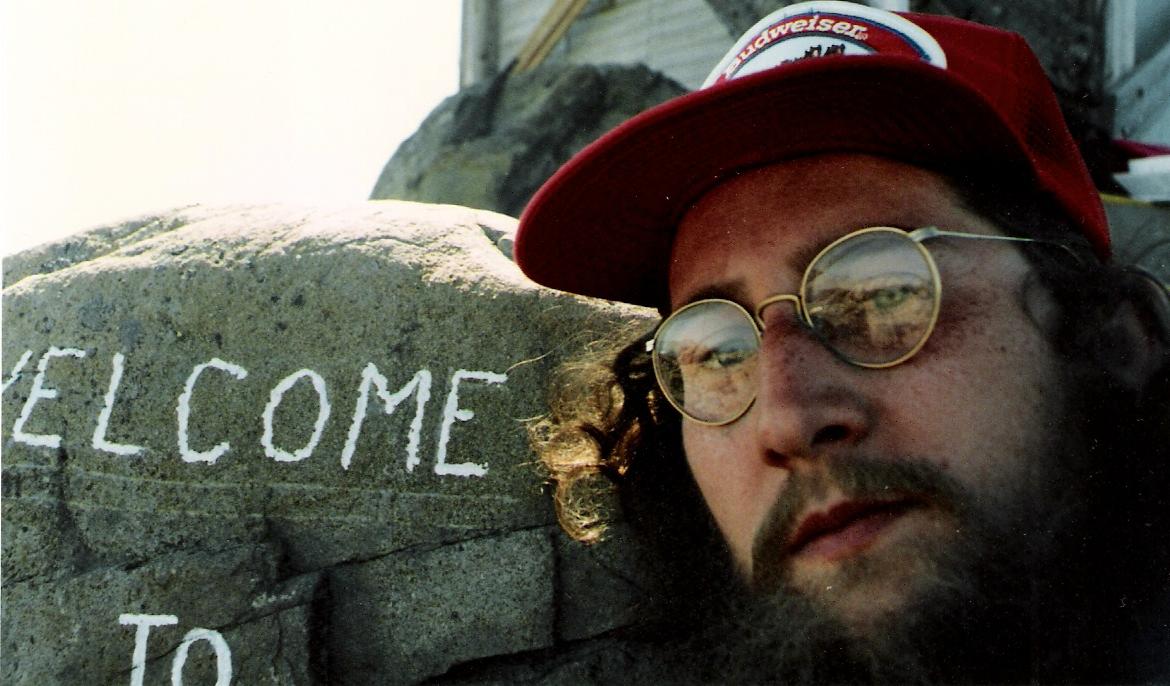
669, 154, 1077, 637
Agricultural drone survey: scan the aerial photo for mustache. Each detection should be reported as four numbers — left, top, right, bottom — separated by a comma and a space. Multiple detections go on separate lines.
750, 456, 970, 588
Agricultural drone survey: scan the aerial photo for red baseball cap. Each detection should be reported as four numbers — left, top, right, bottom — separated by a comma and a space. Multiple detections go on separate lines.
515, 1, 1109, 308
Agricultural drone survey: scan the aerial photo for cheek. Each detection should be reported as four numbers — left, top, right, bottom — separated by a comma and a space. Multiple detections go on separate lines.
895, 288, 1065, 491
682, 424, 787, 572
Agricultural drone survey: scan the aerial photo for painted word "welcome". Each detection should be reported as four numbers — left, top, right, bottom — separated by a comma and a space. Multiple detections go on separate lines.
3, 347, 510, 478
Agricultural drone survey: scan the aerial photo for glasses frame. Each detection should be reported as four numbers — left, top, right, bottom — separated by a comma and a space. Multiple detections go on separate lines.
650, 225, 1068, 426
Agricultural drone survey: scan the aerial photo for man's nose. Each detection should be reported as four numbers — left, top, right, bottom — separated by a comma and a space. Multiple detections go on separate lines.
749, 314, 872, 468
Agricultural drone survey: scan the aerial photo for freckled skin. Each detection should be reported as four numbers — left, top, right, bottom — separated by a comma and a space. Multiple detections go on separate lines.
670, 154, 1067, 631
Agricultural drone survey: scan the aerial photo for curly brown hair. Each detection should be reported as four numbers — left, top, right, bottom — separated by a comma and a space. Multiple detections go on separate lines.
527, 323, 663, 543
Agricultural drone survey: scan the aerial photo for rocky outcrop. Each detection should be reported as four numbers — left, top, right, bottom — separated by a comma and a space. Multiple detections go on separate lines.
1, 202, 656, 684
369, 63, 687, 217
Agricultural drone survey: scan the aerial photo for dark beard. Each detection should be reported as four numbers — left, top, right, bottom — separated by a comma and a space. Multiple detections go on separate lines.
637, 451, 1128, 685
700, 506, 1053, 684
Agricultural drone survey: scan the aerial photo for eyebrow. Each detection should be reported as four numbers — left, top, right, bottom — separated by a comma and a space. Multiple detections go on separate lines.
674, 238, 838, 310
677, 280, 749, 309
785, 223, 920, 270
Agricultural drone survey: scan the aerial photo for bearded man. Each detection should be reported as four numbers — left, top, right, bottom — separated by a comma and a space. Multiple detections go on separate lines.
513, 2, 1169, 683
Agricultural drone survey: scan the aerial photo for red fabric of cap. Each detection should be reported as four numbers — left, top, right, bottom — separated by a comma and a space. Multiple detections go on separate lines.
515, 11, 1109, 308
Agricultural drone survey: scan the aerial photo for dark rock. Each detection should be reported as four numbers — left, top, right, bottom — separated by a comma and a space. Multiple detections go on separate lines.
369, 63, 687, 217
329, 528, 556, 683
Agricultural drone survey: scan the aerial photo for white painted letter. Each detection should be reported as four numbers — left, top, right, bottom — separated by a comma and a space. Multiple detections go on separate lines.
12, 347, 87, 448
1, 349, 33, 393
170, 627, 232, 686
120, 613, 178, 686
177, 359, 248, 464
434, 369, 507, 477
341, 365, 432, 471
261, 369, 330, 462
93, 352, 145, 456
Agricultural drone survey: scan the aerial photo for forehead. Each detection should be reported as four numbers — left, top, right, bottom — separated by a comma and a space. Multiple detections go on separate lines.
668, 155, 979, 307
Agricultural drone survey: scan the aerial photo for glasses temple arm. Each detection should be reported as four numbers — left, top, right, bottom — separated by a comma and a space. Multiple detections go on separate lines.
909, 227, 1084, 263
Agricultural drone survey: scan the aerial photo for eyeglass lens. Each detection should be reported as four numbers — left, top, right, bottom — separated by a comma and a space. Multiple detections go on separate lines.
653, 229, 939, 424
654, 300, 760, 424
803, 230, 937, 366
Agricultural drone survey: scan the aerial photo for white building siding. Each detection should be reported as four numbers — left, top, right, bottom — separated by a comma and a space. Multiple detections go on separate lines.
564, 0, 733, 88
483, 0, 734, 90
497, 0, 557, 69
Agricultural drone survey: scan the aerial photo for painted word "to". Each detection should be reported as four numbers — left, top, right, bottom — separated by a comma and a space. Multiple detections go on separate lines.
4, 347, 509, 478
119, 613, 231, 686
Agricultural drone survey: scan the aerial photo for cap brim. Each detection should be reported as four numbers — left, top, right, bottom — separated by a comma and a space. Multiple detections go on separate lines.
515, 55, 1036, 308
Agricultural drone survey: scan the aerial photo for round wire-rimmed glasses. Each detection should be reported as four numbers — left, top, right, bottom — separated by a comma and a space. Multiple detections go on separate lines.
650, 226, 1070, 426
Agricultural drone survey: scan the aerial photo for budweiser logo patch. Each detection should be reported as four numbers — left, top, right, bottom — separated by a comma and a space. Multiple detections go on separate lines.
703, 0, 947, 88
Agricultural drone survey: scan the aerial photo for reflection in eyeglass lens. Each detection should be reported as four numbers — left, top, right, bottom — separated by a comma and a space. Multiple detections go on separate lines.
806, 275, 934, 363
657, 304, 759, 423
805, 233, 935, 364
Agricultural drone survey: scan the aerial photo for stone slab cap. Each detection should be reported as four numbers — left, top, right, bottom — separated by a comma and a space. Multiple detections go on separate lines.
515, 0, 1109, 308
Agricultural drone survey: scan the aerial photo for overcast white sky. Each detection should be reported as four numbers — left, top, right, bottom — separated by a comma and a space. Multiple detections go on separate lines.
0, 1, 462, 256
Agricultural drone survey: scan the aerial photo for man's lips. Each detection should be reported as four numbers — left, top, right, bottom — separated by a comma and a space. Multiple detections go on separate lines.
786, 499, 919, 561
